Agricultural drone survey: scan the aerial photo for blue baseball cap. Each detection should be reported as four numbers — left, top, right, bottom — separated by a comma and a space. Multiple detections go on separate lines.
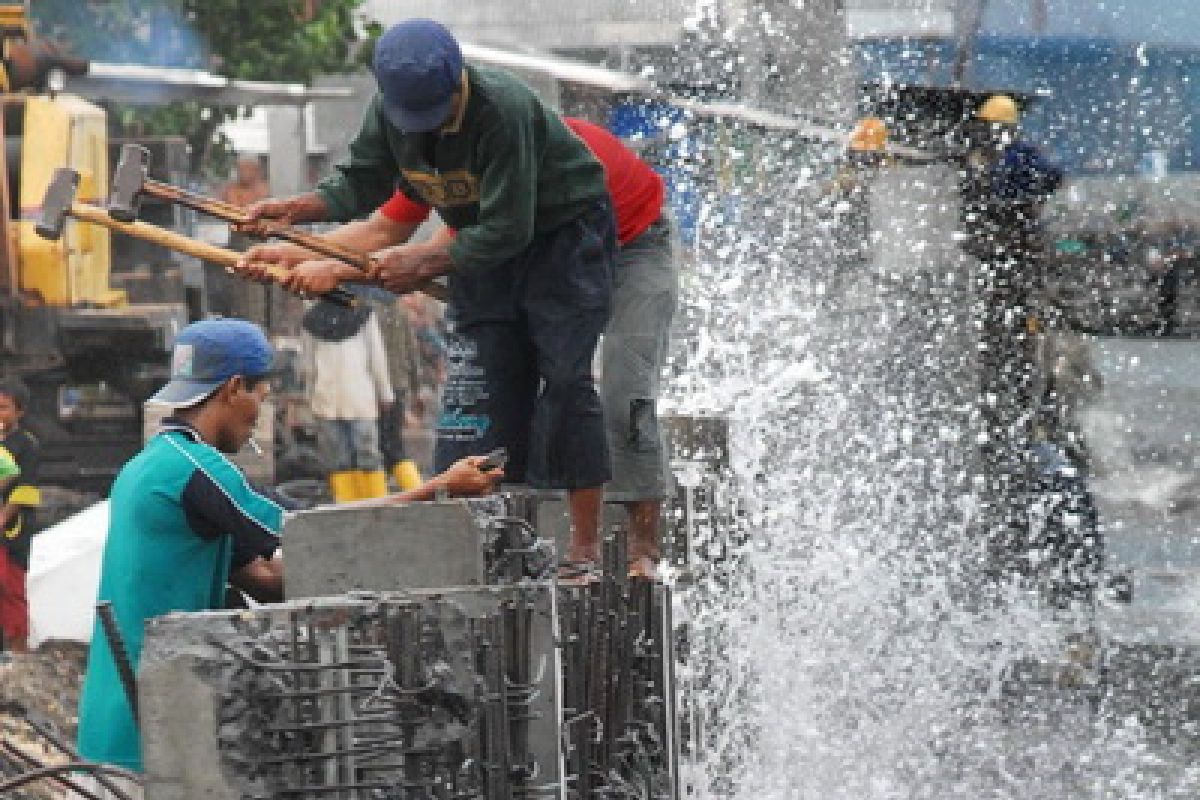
373, 19, 464, 133
150, 319, 274, 407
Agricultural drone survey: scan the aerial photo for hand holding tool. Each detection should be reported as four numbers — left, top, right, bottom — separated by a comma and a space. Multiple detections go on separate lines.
37, 167, 357, 307
109, 144, 447, 301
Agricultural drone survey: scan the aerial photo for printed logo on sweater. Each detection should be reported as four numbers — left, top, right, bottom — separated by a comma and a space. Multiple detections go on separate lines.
437, 332, 491, 442
401, 169, 480, 208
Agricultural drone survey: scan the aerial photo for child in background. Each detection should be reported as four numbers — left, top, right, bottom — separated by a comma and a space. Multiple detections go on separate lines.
0, 378, 41, 652
0, 446, 18, 477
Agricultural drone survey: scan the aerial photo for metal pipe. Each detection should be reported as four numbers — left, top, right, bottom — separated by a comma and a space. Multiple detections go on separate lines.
316, 628, 341, 798
209, 635, 384, 671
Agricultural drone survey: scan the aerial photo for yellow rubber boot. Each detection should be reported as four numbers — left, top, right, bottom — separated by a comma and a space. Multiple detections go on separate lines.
392, 459, 423, 492
328, 471, 358, 503
349, 470, 368, 499
358, 469, 389, 499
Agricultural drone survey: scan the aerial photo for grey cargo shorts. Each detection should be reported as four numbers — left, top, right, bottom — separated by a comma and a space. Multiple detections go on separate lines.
601, 215, 680, 501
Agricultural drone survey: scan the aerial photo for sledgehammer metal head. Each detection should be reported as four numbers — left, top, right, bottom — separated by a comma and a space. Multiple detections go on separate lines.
108, 144, 150, 223
35, 167, 80, 241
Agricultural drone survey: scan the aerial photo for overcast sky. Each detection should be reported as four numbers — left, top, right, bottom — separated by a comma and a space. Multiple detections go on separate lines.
982, 0, 1200, 47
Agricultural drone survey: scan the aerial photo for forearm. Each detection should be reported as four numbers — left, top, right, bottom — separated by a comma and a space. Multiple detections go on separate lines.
338, 480, 441, 507
230, 553, 284, 602
376, 240, 455, 281
379, 457, 501, 502
277, 192, 329, 224
316, 260, 371, 284
385, 473, 452, 504
323, 213, 420, 255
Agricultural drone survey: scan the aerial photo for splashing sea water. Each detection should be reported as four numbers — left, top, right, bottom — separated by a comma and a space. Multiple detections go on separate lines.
668, 135, 1200, 798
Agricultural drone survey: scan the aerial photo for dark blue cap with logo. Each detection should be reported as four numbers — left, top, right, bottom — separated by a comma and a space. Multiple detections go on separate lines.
150, 319, 274, 407
373, 18, 464, 133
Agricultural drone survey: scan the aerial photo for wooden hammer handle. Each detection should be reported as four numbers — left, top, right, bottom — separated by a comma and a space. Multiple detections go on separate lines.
254, 226, 449, 301
137, 181, 447, 301
262, 223, 377, 271
73, 203, 448, 302
143, 179, 374, 271
72, 202, 243, 266
67, 203, 358, 306
143, 179, 246, 220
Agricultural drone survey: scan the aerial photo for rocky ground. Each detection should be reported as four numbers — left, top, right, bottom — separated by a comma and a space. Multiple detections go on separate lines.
0, 641, 89, 799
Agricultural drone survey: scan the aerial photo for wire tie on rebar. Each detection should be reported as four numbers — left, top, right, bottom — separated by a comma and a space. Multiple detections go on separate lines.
357, 659, 398, 713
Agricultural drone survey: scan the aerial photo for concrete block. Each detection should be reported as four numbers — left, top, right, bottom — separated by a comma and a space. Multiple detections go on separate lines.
282, 500, 486, 598
140, 614, 242, 800
139, 587, 563, 799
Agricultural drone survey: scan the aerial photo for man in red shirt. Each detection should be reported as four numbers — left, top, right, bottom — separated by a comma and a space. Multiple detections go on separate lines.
241, 118, 678, 579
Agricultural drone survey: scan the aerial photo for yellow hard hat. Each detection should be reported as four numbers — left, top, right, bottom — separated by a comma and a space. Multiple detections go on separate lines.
848, 117, 888, 152
977, 94, 1019, 125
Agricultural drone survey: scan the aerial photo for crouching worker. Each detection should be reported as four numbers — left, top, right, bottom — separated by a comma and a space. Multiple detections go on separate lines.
76, 319, 503, 794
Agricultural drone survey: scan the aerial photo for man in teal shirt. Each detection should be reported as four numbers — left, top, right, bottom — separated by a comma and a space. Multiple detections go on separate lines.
77, 319, 503, 788
240, 18, 617, 577
77, 319, 284, 784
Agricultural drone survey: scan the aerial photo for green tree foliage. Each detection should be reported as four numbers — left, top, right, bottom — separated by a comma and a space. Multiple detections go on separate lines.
32, 0, 375, 175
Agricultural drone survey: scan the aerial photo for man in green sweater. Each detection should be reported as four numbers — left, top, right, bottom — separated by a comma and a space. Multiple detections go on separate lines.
240, 19, 617, 573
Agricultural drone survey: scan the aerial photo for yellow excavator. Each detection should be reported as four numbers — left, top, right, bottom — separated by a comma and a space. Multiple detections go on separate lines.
0, 4, 186, 495
0, 3, 111, 310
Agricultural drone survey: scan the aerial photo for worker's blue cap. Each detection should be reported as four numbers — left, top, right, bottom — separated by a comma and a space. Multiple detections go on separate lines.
373, 19, 463, 133
150, 319, 274, 407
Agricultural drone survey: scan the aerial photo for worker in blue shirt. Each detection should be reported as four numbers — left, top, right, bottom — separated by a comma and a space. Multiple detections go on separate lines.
958, 94, 1064, 592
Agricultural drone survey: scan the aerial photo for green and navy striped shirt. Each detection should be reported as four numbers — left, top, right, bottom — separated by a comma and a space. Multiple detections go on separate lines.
77, 418, 283, 772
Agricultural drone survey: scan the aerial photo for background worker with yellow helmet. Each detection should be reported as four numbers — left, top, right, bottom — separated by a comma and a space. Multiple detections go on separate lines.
977, 93, 1020, 126
957, 92, 1067, 587
821, 116, 892, 304
848, 116, 890, 158
958, 93, 1062, 291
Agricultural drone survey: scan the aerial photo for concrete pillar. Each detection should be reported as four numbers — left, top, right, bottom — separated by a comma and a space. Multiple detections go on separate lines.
139, 590, 563, 799
267, 105, 309, 195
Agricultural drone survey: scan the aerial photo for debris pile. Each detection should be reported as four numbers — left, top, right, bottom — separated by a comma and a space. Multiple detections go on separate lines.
0, 640, 88, 800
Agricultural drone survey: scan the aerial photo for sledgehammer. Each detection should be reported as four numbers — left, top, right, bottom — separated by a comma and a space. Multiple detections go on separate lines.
109, 144, 447, 301
36, 167, 357, 307
109, 144, 370, 266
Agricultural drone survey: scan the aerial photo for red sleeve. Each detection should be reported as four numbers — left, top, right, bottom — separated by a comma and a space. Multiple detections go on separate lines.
379, 191, 432, 224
